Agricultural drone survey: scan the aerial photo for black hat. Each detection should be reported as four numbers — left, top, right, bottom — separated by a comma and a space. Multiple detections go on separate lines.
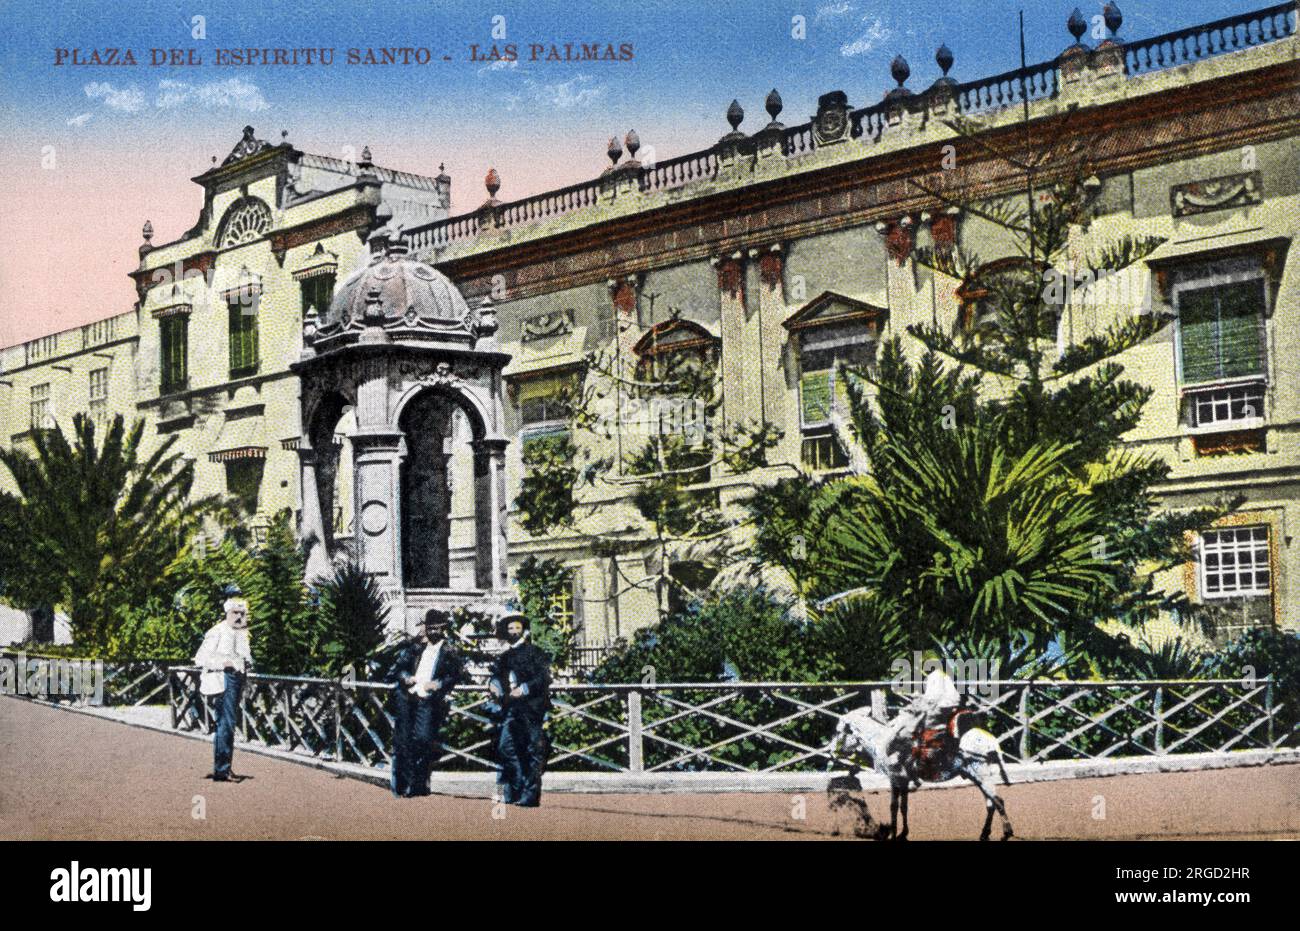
495, 611, 529, 638
423, 608, 453, 629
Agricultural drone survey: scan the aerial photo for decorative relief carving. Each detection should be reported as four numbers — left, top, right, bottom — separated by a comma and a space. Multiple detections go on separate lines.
521, 308, 575, 342
1171, 171, 1262, 217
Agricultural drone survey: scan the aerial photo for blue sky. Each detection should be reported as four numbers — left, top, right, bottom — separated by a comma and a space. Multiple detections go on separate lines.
0, 0, 1277, 345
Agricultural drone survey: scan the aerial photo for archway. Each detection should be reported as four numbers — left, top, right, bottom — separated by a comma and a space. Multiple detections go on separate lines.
398, 385, 488, 591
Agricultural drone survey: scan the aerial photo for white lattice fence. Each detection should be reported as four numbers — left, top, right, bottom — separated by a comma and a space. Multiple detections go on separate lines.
167, 671, 1298, 774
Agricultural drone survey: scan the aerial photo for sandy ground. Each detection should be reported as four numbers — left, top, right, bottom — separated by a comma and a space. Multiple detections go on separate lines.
2, 696, 1297, 840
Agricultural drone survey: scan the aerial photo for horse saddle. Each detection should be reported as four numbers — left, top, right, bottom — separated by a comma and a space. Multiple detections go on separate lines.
910, 710, 972, 780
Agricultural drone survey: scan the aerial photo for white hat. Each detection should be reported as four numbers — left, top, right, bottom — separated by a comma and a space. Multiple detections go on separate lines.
923, 669, 961, 708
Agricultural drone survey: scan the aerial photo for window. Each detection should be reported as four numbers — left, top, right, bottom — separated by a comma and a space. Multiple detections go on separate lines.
801, 434, 848, 471
225, 459, 265, 516
519, 379, 573, 463
88, 368, 109, 427
800, 369, 834, 429
217, 198, 272, 247
630, 320, 719, 482
1188, 382, 1265, 430
789, 307, 877, 472
29, 383, 50, 430
300, 274, 335, 316
160, 315, 188, 393
1177, 278, 1266, 385
228, 296, 260, 377
1200, 526, 1271, 599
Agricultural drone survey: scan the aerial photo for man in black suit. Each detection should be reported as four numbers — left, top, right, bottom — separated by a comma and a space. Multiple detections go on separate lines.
385, 609, 465, 798
488, 612, 552, 807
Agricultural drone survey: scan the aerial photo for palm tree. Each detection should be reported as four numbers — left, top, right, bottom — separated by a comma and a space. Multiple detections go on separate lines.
0, 413, 219, 653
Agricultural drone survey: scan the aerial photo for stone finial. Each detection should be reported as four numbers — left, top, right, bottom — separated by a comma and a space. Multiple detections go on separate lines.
891, 55, 911, 88
607, 135, 623, 167
360, 145, 372, 163
1103, 2, 1122, 37
625, 129, 640, 160
765, 89, 783, 122
485, 167, 501, 197
936, 44, 953, 76
719, 99, 746, 145
726, 99, 744, 132
142, 220, 153, 244
1067, 8, 1087, 43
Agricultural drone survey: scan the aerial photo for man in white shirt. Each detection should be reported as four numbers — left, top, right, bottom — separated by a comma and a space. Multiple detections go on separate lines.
385, 609, 465, 797
193, 596, 254, 782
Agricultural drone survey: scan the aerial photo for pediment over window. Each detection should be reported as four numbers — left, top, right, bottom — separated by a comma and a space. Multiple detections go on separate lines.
632, 318, 719, 356
782, 291, 886, 332
291, 242, 339, 281
1146, 232, 1290, 301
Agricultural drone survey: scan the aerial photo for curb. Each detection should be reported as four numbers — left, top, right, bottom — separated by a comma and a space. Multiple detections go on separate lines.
10, 695, 1300, 796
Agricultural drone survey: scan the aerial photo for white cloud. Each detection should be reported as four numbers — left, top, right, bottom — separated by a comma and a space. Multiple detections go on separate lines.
505, 74, 605, 111
840, 18, 891, 57
539, 75, 605, 109
156, 77, 270, 112
477, 58, 519, 74
816, 2, 856, 21
66, 112, 92, 127
83, 82, 145, 113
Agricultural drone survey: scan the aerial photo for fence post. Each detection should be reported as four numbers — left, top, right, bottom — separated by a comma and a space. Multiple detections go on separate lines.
1265, 677, 1275, 748
870, 688, 887, 722
282, 683, 294, 750
334, 681, 343, 762
168, 669, 177, 730
1154, 686, 1164, 754
1018, 685, 1030, 762
628, 688, 644, 773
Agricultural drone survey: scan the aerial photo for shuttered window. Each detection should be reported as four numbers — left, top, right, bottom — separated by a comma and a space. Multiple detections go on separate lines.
160, 316, 188, 393
1178, 279, 1266, 384
228, 298, 260, 377
800, 370, 833, 428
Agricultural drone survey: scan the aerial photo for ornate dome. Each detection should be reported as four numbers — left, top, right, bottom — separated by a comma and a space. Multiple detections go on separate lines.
324, 233, 470, 329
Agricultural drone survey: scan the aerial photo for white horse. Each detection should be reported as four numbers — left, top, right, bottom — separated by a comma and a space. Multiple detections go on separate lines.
827, 677, 1014, 841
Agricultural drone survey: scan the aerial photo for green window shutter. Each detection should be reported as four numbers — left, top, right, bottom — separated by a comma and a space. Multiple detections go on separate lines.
1179, 286, 1219, 384
1179, 281, 1266, 383
800, 370, 832, 426
229, 301, 259, 375
161, 316, 188, 392
1217, 279, 1265, 378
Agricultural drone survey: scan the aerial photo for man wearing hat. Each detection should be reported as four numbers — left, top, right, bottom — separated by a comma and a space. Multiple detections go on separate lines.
193, 593, 254, 782
488, 611, 552, 807
385, 608, 465, 798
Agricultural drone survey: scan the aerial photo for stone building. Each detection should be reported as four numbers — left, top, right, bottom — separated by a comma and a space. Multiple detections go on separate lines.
2, 4, 1297, 651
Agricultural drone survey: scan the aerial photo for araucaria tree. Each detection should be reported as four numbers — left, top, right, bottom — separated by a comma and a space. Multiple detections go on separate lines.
515, 309, 779, 622
0, 414, 219, 653
754, 125, 1231, 672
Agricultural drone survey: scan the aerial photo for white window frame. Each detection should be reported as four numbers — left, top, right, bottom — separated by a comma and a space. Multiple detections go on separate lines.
1185, 381, 1266, 435
1199, 525, 1271, 600
30, 382, 51, 430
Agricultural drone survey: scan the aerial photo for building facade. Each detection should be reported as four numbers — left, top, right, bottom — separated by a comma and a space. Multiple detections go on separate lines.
2, 4, 1297, 649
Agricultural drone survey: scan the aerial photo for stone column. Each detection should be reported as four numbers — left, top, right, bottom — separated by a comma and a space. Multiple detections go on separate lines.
351, 431, 405, 586
713, 252, 748, 435
750, 244, 788, 433
472, 438, 510, 593
297, 440, 332, 583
